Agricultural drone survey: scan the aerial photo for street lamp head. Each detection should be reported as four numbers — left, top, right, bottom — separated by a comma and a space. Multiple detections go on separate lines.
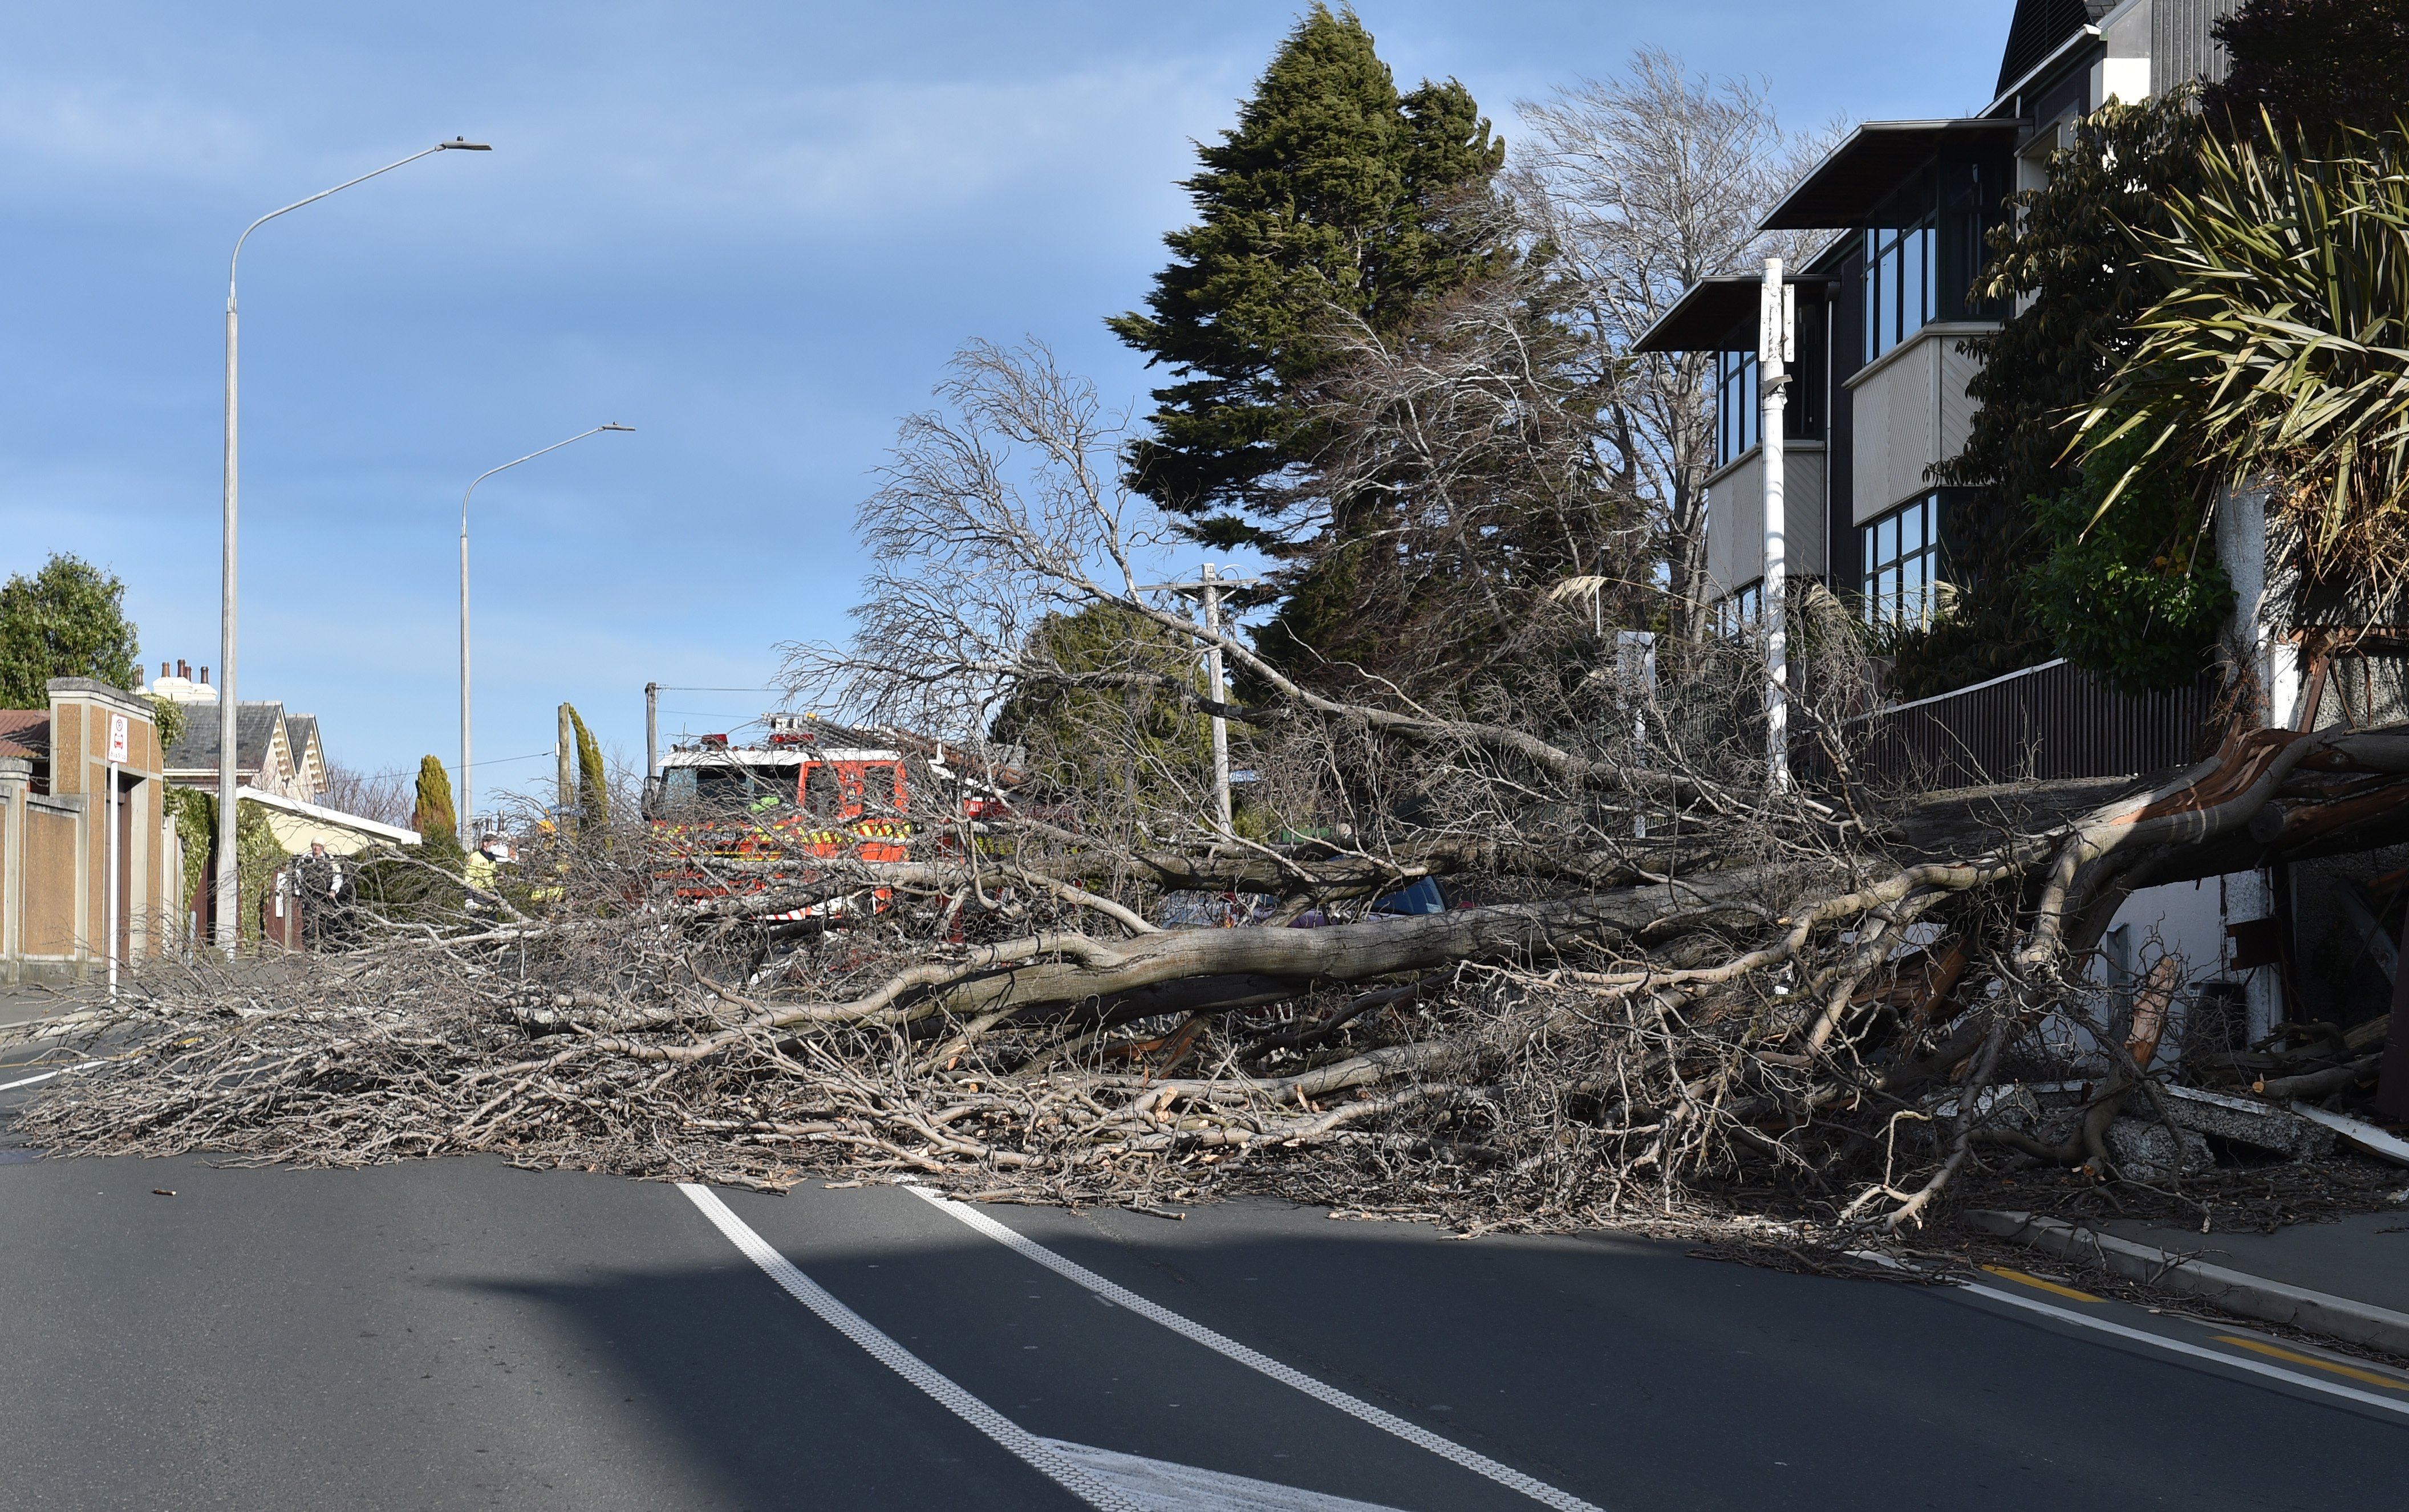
439, 137, 493, 151
599, 423, 635, 432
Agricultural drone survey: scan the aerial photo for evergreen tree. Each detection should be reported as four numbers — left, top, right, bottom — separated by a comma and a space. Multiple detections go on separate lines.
0, 552, 141, 706
1109, 5, 1510, 673
2206, 0, 2409, 135
989, 603, 1211, 832
568, 705, 609, 841
412, 755, 457, 844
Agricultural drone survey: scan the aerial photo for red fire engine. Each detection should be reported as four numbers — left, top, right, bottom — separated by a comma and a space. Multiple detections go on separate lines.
642, 714, 1008, 919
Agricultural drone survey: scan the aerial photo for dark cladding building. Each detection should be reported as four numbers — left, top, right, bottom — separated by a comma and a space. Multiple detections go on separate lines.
1638, 0, 2241, 635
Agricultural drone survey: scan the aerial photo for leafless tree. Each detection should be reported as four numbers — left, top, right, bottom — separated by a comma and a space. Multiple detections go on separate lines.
22, 342, 2407, 1257
319, 762, 412, 828
1512, 50, 1839, 645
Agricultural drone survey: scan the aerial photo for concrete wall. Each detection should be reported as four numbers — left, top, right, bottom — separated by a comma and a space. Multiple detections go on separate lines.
1844, 324, 1989, 525
1705, 443, 1828, 599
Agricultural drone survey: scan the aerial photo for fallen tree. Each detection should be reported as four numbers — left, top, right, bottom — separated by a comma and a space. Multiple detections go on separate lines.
18, 342, 2406, 1240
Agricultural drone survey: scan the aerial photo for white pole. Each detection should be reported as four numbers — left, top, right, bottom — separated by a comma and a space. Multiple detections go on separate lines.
215, 138, 486, 956
459, 423, 635, 832
1760, 258, 1792, 792
461, 511, 473, 826
646, 681, 660, 783
1203, 563, 1232, 834
106, 757, 120, 997
1617, 631, 1657, 838
217, 290, 240, 954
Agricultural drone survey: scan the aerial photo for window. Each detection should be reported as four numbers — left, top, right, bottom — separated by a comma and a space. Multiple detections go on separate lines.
1713, 579, 1764, 640
1716, 349, 1759, 468
1862, 218, 1936, 362
1861, 494, 1945, 628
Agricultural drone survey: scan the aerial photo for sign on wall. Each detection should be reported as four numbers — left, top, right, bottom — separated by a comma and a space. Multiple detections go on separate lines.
108, 713, 128, 764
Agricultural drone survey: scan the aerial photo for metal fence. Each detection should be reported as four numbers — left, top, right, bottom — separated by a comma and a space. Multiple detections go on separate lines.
1839, 658, 2216, 790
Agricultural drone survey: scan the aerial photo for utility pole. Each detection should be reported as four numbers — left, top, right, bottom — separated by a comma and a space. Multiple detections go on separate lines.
1616, 631, 1656, 838
645, 681, 660, 790
1760, 257, 1795, 792
557, 703, 576, 832
1141, 566, 1262, 834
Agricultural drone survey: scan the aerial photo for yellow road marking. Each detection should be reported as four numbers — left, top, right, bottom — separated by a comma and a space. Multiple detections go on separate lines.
2214, 1336, 2409, 1390
1980, 1265, 2103, 1302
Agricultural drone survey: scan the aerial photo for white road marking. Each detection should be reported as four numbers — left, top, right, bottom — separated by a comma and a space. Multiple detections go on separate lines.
1957, 1279, 2409, 1420
679, 1183, 1420, 1511
679, 1182, 1149, 1511
906, 1185, 1607, 1512
0, 1060, 102, 1093
1040, 1438, 1406, 1511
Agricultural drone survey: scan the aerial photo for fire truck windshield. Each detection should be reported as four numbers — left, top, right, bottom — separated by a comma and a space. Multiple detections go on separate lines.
658, 763, 796, 816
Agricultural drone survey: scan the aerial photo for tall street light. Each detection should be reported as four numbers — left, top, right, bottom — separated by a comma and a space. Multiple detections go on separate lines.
217, 137, 490, 954
459, 424, 635, 828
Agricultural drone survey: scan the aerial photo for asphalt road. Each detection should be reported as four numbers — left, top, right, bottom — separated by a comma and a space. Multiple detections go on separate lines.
3, 1087, 2407, 1509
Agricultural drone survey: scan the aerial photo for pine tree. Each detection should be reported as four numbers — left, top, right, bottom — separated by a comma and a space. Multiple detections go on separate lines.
1109, 5, 1510, 671
0, 552, 141, 707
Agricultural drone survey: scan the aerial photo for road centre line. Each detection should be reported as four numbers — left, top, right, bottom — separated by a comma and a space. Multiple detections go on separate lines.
1957, 1279, 2409, 1420
905, 1183, 1608, 1512
676, 1182, 1149, 1512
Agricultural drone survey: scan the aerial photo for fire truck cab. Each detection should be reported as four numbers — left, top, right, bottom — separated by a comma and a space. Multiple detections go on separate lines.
645, 716, 911, 862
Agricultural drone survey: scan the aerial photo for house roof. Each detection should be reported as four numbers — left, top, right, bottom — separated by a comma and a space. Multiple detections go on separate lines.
285, 714, 321, 763
1758, 119, 2028, 231
1996, 0, 2115, 100
0, 709, 48, 762
164, 700, 287, 775
1632, 274, 1840, 355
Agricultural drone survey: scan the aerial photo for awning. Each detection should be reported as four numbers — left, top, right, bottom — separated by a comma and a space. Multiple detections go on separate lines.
1758, 119, 2027, 231
1632, 275, 1837, 355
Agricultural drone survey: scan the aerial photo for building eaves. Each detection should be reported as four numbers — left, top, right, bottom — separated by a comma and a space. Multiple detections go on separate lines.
1758, 119, 2029, 231
1632, 275, 1839, 355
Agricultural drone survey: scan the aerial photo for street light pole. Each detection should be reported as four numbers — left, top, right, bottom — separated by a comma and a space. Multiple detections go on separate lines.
216, 137, 489, 955
459, 424, 634, 828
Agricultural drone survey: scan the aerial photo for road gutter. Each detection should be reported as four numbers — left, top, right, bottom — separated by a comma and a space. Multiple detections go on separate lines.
1965, 1209, 2409, 1358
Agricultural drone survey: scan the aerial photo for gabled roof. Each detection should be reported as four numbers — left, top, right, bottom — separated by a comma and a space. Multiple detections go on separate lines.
164, 700, 288, 776
0, 709, 48, 762
1632, 274, 1839, 355
1996, 0, 2115, 99
1758, 119, 2029, 231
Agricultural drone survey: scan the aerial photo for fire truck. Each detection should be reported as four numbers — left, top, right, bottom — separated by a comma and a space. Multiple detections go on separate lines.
642, 714, 1010, 919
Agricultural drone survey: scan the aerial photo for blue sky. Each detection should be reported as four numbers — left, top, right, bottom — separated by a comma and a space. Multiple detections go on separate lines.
0, 0, 2014, 815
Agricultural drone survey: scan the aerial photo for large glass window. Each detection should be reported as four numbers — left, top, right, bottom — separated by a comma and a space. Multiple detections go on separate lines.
1860, 494, 1945, 628
1715, 349, 1758, 468
1862, 218, 1936, 362
1713, 579, 1764, 640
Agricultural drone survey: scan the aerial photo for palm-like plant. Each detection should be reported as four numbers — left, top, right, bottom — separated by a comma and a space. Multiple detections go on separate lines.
2077, 116, 2409, 595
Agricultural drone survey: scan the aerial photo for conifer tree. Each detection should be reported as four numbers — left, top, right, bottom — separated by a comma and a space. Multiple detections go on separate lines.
1109, 4, 1510, 672
412, 755, 457, 844
569, 706, 609, 841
